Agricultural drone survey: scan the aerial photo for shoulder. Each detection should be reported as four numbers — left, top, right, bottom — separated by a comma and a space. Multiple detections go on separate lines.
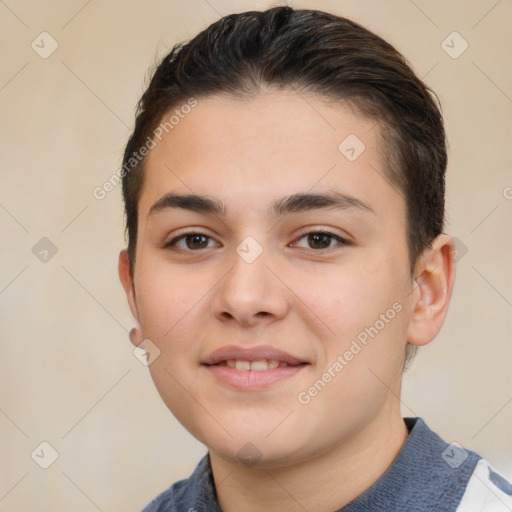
456, 459, 512, 511
140, 454, 219, 512
140, 477, 190, 512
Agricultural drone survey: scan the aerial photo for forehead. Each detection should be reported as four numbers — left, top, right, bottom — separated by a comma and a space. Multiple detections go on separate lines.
139, 90, 403, 222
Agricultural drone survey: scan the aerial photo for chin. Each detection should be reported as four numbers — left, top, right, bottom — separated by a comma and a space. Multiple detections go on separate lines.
201, 420, 315, 468
210, 439, 309, 470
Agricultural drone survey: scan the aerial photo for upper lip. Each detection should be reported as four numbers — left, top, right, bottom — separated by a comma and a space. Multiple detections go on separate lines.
203, 345, 308, 366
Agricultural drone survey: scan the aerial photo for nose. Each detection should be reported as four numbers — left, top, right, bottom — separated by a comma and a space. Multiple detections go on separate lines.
210, 243, 291, 328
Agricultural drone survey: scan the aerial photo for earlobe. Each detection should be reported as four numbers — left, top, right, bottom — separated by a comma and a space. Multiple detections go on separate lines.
118, 250, 143, 347
129, 325, 144, 348
406, 234, 456, 347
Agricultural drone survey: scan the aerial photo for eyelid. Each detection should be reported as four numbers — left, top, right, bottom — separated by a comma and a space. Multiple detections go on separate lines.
296, 225, 349, 236
290, 227, 351, 250
163, 228, 218, 249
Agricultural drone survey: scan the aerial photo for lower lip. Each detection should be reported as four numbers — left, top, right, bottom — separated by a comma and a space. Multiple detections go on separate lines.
205, 365, 307, 390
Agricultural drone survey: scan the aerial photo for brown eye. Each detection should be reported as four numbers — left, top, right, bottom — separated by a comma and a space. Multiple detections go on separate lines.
164, 233, 217, 251
184, 234, 209, 249
307, 233, 333, 249
292, 231, 348, 251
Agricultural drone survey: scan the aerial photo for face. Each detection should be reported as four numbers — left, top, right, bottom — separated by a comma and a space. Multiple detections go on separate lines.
121, 90, 420, 467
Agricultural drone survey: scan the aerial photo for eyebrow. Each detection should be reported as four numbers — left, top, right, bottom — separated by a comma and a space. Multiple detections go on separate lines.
148, 190, 375, 219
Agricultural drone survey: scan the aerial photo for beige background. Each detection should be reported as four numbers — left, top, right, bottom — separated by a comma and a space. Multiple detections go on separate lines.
1, 0, 511, 510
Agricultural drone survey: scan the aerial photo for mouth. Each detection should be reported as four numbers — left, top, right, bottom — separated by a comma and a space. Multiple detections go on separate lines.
202, 345, 309, 389
209, 359, 306, 371
202, 345, 308, 368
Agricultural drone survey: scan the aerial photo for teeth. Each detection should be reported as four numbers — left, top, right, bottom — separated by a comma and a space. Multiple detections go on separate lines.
250, 360, 268, 371
235, 360, 251, 371
225, 359, 284, 371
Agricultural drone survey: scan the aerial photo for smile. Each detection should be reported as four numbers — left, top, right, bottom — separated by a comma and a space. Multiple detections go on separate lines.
214, 359, 298, 371
202, 346, 309, 389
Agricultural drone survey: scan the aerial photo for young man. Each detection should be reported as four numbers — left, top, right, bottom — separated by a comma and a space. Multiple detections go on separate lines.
118, 7, 512, 512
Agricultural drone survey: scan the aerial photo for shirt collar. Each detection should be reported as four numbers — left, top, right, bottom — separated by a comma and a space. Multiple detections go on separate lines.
188, 417, 480, 511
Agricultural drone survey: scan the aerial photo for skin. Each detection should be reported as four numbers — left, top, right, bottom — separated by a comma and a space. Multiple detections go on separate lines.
119, 89, 455, 512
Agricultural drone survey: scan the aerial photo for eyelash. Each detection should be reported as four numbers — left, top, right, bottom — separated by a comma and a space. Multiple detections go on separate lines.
164, 229, 350, 253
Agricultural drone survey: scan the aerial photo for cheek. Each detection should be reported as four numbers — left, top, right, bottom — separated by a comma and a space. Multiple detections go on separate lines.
135, 265, 210, 429
135, 261, 206, 339
304, 258, 411, 384
299, 261, 404, 337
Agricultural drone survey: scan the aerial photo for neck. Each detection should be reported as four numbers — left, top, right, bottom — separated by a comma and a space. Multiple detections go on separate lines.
210, 408, 409, 512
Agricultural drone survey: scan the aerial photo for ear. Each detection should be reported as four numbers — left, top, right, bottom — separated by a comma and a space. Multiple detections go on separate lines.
118, 249, 143, 347
406, 234, 456, 347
